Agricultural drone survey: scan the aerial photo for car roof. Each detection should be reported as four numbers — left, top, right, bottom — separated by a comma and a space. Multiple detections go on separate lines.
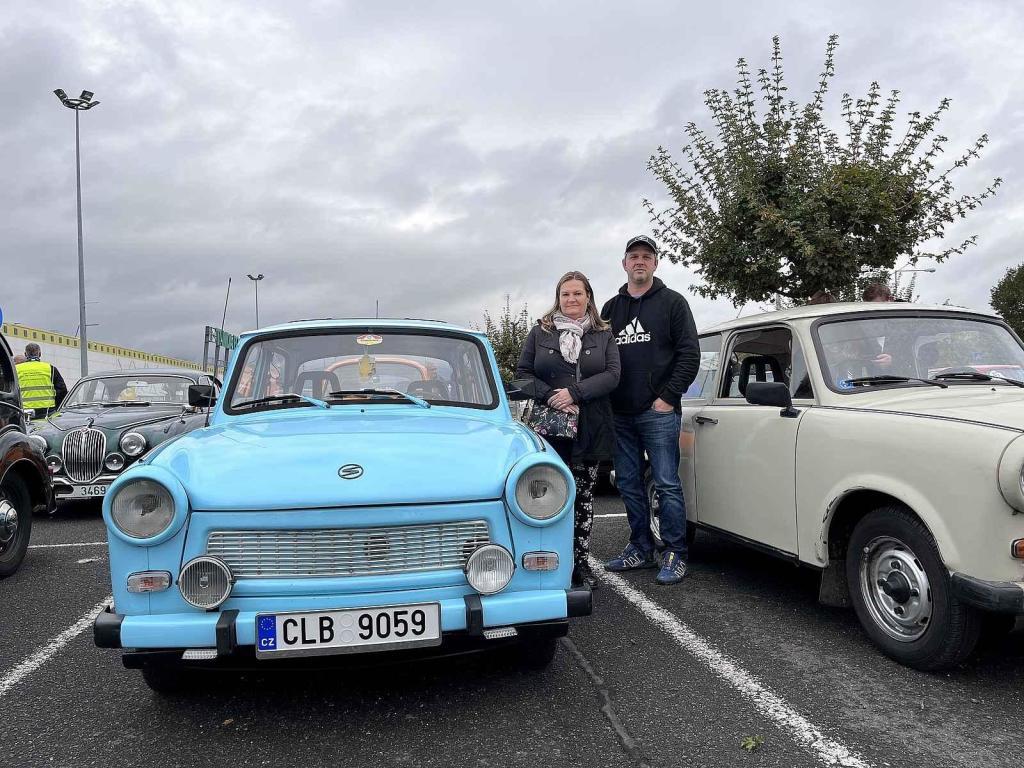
243, 317, 485, 339
700, 302, 1000, 335
80, 368, 203, 380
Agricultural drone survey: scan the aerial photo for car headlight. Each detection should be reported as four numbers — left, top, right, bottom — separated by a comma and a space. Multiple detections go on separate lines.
110, 479, 176, 539
515, 464, 569, 520
104, 453, 126, 472
46, 455, 62, 474
29, 435, 48, 454
179, 556, 234, 610
119, 432, 147, 457
465, 544, 515, 595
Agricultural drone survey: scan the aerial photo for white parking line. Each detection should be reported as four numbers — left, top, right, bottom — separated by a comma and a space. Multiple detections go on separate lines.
589, 558, 871, 768
593, 513, 626, 519
0, 598, 111, 699
29, 541, 106, 549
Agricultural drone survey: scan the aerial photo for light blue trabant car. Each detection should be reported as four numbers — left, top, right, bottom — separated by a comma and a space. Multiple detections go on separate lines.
94, 319, 590, 692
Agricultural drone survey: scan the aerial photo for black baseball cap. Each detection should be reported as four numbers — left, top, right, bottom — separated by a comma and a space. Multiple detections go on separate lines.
625, 235, 657, 255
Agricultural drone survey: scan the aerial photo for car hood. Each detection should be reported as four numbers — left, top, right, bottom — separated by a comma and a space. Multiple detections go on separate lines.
33, 405, 186, 434
148, 409, 539, 510
846, 387, 1024, 430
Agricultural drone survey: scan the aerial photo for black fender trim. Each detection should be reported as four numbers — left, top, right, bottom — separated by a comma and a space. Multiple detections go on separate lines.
94, 606, 123, 648
951, 573, 1024, 614
216, 609, 238, 655
566, 586, 592, 617
464, 594, 483, 636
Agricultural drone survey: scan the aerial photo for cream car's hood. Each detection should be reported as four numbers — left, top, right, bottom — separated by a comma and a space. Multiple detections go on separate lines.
840, 386, 1024, 430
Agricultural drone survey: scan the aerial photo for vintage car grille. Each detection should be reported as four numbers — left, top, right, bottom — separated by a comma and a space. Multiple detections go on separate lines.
206, 520, 491, 579
62, 428, 107, 483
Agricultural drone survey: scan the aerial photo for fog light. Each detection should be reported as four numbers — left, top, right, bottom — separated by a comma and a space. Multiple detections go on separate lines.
46, 455, 62, 474
465, 544, 515, 595
1012, 539, 1024, 559
522, 551, 559, 571
181, 648, 219, 660
482, 626, 518, 640
179, 556, 234, 610
127, 571, 171, 593
104, 453, 126, 472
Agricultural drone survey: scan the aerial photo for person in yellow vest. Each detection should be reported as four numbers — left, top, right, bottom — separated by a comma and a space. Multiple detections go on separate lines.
16, 343, 67, 418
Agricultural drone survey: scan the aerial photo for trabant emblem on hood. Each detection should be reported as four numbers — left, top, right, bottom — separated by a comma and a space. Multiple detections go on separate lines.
338, 464, 364, 480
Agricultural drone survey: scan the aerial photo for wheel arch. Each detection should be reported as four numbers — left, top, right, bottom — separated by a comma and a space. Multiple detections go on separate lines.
1, 459, 50, 511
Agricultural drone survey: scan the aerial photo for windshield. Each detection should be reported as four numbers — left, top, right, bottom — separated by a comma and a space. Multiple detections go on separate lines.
63, 375, 196, 407
815, 315, 1024, 391
227, 331, 497, 411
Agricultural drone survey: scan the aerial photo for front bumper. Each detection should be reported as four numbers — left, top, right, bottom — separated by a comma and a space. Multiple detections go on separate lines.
951, 573, 1024, 614
95, 587, 592, 651
52, 474, 118, 498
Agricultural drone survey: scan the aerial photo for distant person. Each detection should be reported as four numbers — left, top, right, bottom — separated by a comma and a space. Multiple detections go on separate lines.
16, 343, 67, 417
807, 290, 835, 305
602, 235, 700, 586
863, 283, 893, 302
12, 354, 24, 365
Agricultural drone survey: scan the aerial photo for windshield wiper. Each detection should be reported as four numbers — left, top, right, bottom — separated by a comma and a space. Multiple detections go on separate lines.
101, 401, 152, 407
62, 402, 104, 409
931, 371, 1024, 388
327, 388, 430, 409
843, 376, 948, 389
232, 392, 331, 410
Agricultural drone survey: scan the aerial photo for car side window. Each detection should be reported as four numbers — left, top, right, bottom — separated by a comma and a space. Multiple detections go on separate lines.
720, 327, 794, 399
682, 334, 721, 400
789, 338, 814, 399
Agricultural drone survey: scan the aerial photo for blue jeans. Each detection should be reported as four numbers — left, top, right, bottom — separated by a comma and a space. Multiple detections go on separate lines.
613, 409, 687, 559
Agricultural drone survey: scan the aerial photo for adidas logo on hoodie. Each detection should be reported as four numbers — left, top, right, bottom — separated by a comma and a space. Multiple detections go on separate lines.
615, 318, 651, 345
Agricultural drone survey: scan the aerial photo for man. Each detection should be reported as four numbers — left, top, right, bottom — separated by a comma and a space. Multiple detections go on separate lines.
602, 235, 700, 585
861, 282, 894, 368
16, 343, 67, 417
862, 283, 892, 302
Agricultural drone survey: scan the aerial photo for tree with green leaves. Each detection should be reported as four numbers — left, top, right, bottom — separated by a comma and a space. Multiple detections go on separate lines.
991, 264, 1024, 338
478, 295, 531, 382
645, 35, 1002, 305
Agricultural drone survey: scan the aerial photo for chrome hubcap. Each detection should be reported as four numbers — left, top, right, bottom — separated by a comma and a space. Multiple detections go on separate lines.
0, 498, 18, 550
859, 536, 932, 642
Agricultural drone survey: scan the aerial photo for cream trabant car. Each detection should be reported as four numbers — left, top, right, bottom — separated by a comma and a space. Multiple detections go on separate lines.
668, 302, 1024, 670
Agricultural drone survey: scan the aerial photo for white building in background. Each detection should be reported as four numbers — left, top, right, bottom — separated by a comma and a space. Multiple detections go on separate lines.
1, 321, 204, 387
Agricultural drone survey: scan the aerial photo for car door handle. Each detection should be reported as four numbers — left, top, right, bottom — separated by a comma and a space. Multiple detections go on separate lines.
694, 415, 718, 425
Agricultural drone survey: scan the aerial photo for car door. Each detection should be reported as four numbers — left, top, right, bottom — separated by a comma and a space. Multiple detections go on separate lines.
678, 334, 723, 521
693, 325, 813, 555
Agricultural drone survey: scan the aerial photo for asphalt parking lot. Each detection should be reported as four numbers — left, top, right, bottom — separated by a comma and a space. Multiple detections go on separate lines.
1, 493, 1022, 768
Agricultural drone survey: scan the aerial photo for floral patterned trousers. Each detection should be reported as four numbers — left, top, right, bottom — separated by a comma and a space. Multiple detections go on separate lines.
570, 461, 598, 569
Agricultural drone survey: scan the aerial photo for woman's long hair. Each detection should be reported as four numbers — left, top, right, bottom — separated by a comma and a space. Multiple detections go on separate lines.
539, 271, 610, 332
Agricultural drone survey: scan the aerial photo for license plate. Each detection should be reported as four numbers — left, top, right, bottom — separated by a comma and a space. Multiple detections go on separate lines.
255, 603, 442, 659
66, 484, 107, 498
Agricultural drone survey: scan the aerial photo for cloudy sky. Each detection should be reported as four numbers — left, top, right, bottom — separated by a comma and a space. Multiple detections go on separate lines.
1, 0, 1022, 361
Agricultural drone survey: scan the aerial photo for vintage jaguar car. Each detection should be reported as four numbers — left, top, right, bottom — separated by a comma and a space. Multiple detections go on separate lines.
29, 369, 220, 503
94, 318, 590, 692
653, 302, 1024, 670
0, 330, 53, 576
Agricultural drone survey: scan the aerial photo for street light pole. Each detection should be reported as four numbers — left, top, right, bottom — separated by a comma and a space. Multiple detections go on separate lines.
247, 274, 264, 327
54, 88, 100, 377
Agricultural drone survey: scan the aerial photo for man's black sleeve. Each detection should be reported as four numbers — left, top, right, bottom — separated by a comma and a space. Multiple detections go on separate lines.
658, 296, 700, 406
52, 366, 68, 408
513, 326, 552, 402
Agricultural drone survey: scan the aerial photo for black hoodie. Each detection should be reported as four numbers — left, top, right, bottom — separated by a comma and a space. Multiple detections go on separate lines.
601, 277, 700, 414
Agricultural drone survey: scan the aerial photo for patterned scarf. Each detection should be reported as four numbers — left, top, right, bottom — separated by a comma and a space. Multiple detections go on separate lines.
552, 312, 591, 364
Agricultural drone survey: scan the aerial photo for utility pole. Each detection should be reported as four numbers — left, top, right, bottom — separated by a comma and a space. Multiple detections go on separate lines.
246, 273, 264, 328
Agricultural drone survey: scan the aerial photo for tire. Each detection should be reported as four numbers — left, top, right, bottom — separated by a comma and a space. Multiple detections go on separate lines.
511, 637, 558, 671
644, 469, 696, 549
141, 666, 198, 695
0, 474, 32, 578
846, 506, 980, 671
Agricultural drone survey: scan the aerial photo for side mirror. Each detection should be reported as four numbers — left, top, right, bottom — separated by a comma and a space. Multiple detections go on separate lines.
503, 380, 531, 402
188, 384, 217, 408
744, 381, 799, 418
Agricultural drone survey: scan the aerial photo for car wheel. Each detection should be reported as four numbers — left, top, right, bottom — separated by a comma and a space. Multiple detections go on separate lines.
846, 506, 980, 671
0, 475, 32, 578
644, 469, 695, 549
511, 637, 559, 671
141, 666, 198, 695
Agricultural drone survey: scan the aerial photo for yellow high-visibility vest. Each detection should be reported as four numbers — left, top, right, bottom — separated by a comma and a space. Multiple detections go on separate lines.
17, 360, 56, 410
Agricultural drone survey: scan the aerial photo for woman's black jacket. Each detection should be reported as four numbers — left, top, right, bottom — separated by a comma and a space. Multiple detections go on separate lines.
514, 323, 620, 463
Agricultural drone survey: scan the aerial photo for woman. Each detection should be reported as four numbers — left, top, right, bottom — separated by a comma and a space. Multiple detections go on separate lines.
515, 271, 620, 589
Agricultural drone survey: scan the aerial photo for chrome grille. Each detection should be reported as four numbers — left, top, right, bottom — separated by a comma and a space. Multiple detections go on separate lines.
207, 521, 491, 579
62, 428, 106, 483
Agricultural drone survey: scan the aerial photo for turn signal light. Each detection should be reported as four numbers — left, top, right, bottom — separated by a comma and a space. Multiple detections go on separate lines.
127, 571, 172, 593
522, 551, 559, 571
1012, 539, 1024, 559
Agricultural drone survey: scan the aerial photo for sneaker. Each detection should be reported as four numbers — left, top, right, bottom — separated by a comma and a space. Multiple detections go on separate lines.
655, 551, 687, 585
604, 543, 658, 572
572, 561, 601, 591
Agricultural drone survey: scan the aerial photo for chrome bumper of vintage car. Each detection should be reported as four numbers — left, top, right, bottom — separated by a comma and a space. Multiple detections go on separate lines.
950, 573, 1024, 614
94, 587, 592, 652
52, 474, 119, 496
